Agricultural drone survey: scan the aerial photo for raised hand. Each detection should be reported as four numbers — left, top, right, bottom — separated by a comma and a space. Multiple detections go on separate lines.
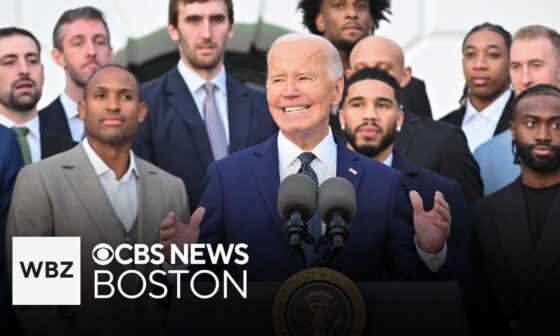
409, 190, 451, 254
160, 207, 206, 263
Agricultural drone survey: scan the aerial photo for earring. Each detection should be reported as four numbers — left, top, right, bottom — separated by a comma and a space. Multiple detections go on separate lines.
396, 125, 402, 132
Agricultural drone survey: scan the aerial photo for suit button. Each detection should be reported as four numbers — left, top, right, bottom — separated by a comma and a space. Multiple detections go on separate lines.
510, 320, 519, 330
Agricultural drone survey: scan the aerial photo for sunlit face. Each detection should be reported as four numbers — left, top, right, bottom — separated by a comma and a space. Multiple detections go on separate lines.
511, 94, 560, 173
462, 29, 510, 101
510, 37, 560, 95
168, 0, 233, 75
52, 18, 113, 87
0, 35, 44, 113
79, 66, 147, 146
266, 39, 343, 147
315, 0, 373, 53
339, 79, 402, 159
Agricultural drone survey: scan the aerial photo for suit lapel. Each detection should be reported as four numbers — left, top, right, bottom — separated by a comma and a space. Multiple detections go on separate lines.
494, 92, 514, 135
226, 77, 251, 153
166, 68, 214, 165
516, 188, 560, 308
39, 97, 73, 140
250, 136, 285, 236
61, 145, 125, 247
394, 111, 420, 156
335, 138, 364, 194
391, 150, 420, 190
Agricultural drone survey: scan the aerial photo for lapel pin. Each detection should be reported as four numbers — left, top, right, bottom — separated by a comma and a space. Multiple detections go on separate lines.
348, 167, 358, 175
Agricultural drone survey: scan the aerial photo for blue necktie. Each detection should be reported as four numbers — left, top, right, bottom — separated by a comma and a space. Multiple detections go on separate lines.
297, 152, 320, 265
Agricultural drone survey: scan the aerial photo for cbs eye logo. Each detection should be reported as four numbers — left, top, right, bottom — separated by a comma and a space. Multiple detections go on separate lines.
92, 244, 114, 266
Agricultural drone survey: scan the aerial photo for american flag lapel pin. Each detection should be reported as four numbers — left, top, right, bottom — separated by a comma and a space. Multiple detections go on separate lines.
348, 167, 358, 175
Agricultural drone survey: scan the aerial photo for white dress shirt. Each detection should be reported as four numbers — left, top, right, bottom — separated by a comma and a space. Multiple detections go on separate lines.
0, 113, 41, 163
176, 61, 230, 144
60, 91, 84, 142
462, 89, 512, 153
82, 139, 138, 232
277, 129, 446, 271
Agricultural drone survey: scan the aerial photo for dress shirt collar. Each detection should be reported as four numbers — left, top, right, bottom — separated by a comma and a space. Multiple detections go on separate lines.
0, 113, 40, 139
177, 60, 227, 95
382, 152, 394, 167
82, 138, 138, 182
59, 91, 79, 119
278, 128, 337, 172
465, 88, 512, 125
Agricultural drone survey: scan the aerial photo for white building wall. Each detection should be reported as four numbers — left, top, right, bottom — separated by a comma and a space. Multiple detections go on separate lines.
2, 0, 560, 119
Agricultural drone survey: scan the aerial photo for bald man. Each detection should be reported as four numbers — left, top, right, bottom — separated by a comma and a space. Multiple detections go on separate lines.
347, 35, 483, 203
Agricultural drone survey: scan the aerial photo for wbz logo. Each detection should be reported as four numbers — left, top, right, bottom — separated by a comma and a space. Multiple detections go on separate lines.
12, 237, 80, 305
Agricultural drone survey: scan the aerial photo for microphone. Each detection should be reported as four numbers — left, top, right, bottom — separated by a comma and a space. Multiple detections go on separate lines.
278, 174, 317, 262
318, 177, 356, 266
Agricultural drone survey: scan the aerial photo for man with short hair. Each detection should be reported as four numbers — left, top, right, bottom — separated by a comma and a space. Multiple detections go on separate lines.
0, 27, 75, 163
40, 6, 113, 143
348, 35, 483, 203
471, 84, 560, 334
338, 67, 472, 301
133, 0, 277, 211
7, 65, 194, 335
475, 25, 560, 195
297, 0, 433, 119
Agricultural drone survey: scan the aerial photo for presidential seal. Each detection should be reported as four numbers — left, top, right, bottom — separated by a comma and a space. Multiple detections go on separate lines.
272, 268, 366, 335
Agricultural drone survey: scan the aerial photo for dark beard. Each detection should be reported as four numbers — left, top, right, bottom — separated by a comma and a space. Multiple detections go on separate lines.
516, 141, 560, 173
332, 39, 357, 55
345, 123, 396, 159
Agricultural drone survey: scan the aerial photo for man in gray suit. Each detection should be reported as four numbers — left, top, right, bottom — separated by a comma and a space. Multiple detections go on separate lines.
7, 64, 195, 335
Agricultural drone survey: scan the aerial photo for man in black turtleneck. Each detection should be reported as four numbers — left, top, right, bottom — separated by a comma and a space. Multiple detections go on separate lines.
470, 84, 560, 335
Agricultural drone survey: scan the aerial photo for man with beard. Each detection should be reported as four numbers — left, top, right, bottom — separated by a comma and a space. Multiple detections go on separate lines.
470, 84, 560, 335
133, 0, 277, 211
297, 0, 433, 118
0, 27, 75, 163
40, 6, 113, 143
348, 35, 483, 203
338, 67, 472, 308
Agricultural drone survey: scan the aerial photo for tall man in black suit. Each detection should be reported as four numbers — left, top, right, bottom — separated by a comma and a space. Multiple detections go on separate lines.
471, 84, 560, 335
297, 0, 433, 119
133, 0, 277, 210
348, 35, 483, 203
40, 6, 113, 143
338, 67, 472, 303
0, 27, 75, 163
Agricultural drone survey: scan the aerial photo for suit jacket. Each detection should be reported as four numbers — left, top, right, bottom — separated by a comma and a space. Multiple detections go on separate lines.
441, 92, 514, 137
197, 134, 422, 281
470, 179, 560, 335
39, 96, 78, 159
474, 130, 520, 196
133, 66, 278, 211
0, 125, 23, 335
6, 144, 190, 336
392, 150, 473, 304
402, 76, 433, 119
395, 110, 483, 204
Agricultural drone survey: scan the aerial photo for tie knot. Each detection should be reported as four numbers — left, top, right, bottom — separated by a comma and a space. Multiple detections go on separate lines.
298, 152, 316, 167
203, 82, 216, 96
13, 126, 30, 137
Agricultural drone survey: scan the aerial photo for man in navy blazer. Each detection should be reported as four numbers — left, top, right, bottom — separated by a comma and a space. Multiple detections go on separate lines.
160, 33, 450, 282
133, 0, 277, 210
338, 67, 472, 303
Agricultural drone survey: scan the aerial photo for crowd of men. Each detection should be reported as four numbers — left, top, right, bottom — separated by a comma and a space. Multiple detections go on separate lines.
1, 1, 559, 335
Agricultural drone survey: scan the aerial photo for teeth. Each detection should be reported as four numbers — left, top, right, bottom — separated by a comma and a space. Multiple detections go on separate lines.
284, 106, 309, 113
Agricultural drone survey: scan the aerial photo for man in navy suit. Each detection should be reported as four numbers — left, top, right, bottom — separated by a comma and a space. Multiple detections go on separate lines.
337, 67, 472, 304
133, 0, 277, 210
160, 33, 450, 282
0, 125, 23, 335
40, 6, 113, 143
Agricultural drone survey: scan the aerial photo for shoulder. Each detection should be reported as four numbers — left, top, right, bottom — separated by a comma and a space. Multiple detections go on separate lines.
440, 106, 465, 124
135, 156, 183, 184
38, 96, 62, 114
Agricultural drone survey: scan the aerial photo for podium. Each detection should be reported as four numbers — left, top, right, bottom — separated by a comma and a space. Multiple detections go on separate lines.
164, 281, 470, 335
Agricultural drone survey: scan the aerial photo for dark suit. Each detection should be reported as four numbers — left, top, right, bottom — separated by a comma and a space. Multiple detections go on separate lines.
470, 179, 560, 335
198, 134, 421, 281
392, 150, 473, 304
0, 125, 24, 335
38, 97, 78, 159
441, 92, 514, 137
395, 110, 483, 204
402, 76, 433, 119
133, 66, 278, 210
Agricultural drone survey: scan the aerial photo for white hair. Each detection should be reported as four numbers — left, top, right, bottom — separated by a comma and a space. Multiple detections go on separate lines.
267, 32, 343, 80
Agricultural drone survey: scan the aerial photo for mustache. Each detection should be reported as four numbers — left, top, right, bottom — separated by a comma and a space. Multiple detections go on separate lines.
12, 76, 37, 88
353, 121, 382, 133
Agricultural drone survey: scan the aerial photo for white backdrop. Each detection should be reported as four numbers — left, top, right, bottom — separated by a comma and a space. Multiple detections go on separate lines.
2, 0, 559, 119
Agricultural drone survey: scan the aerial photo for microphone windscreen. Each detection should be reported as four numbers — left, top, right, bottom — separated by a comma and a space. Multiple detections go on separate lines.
318, 177, 356, 223
277, 174, 317, 221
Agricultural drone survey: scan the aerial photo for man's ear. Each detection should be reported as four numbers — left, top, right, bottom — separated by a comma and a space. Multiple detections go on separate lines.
78, 100, 86, 120
315, 13, 326, 34
167, 24, 180, 43
338, 108, 346, 130
401, 66, 412, 87
510, 120, 516, 141
138, 102, 148, 123
52, 48, 66, 67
